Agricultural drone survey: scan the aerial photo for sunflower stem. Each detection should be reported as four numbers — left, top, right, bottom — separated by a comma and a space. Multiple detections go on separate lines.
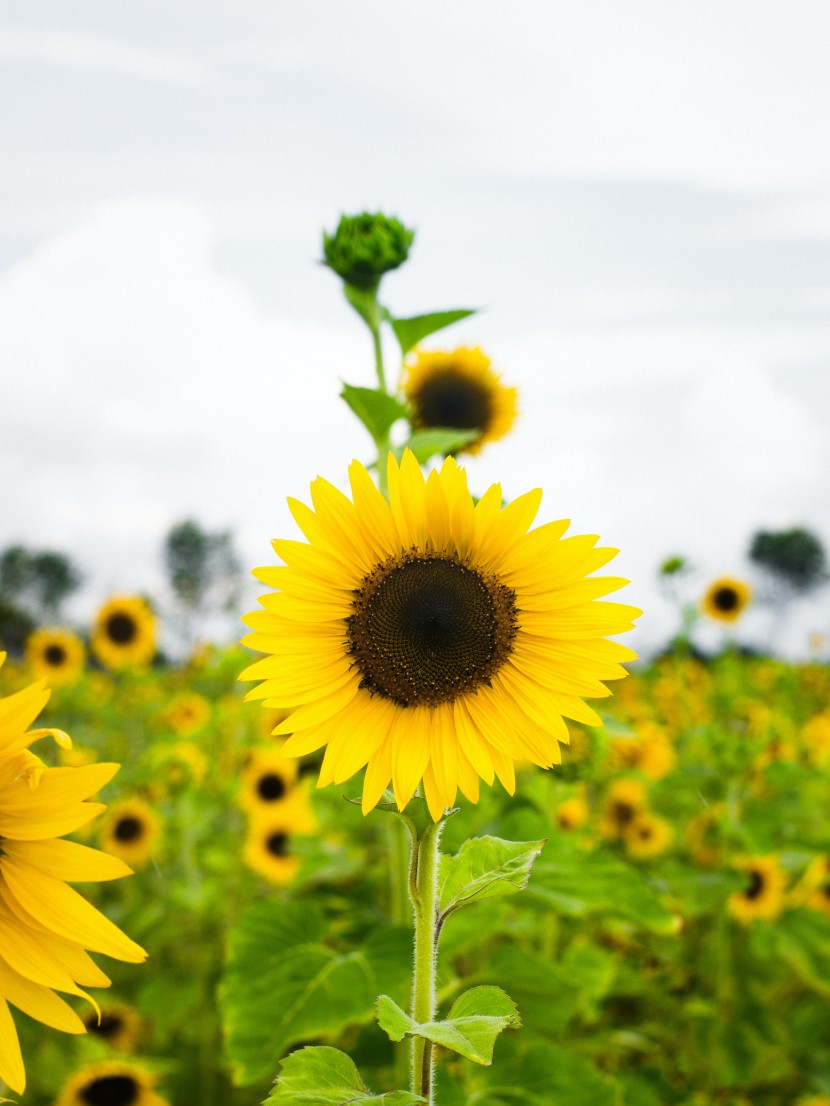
408, 818, 442, 1103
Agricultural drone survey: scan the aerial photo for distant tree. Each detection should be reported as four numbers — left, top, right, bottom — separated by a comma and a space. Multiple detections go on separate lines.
749, 528, 827, 597
0, 595, 37, 654
0, 545, 83, 621
163, 520, 241, 646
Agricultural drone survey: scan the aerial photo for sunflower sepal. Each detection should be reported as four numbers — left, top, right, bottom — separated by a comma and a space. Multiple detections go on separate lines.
340, 383, 408, 445
436, 836, 547, 924
265, 1044, 426, 1105
376, 985, 521, 1067
345, 794, 458, 841
396, 427, 480, 465
389, 309, 477, 357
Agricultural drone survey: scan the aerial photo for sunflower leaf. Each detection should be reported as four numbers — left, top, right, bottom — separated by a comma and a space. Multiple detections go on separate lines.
437, 836, 546, 922
376, 986, 520, 1065
341, 383, 409, 443
389, 309, 477, 356
221, 902, 412, 1084
400, 428, 480, 464
266, 1045, 426, 1104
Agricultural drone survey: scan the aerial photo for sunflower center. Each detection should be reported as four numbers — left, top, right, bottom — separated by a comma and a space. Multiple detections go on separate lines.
611, 801, 636, 827
266, 832, 289, 857
106, 613, 138, 645
414, 370, 492, 432
257, 773, 286, 801
44, 643, 67, 666
114, 816, 143, 843
744, 870, 765, 900
347, 553, 517, 708
713, 586, 739, 612
80, 1074, 139, 1106
91, 1013, 125, 1039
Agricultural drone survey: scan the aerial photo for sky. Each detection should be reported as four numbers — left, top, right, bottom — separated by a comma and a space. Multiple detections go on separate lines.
2, 1, 829, 657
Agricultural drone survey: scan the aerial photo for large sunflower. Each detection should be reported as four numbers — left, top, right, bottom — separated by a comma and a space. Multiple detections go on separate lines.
701, 577, 752, 624
0, 659, 146, 1095
55, 1060, 169, 1106
403, 347, 518, 455
241, 452, 639, 821
25, 627, 86, 688
91, 596, 157, 672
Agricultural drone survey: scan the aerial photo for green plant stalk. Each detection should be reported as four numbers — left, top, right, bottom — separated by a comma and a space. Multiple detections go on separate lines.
367, 299, 392, 498
408, 820, 442, 1102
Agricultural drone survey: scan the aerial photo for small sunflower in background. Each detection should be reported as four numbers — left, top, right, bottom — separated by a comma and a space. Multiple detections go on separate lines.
402, 347, 518, 455
91, 595, 157, 671
555, 794, 590, 832
598, 777, 647, 841
728, 855, 787, 924
81, 1001, 143, 1052
24, 627, 86, 687
55, 1060, 169, 1106
150, 741, 207, 789
701, 577, 752, 624
239, 747, 299, 814
163, 691, 211, 736
100, 798, 162, 869
792, 856, 830, 918
243, 803, 317, 886
685, 804, 725, 868
624, 811, 674, 860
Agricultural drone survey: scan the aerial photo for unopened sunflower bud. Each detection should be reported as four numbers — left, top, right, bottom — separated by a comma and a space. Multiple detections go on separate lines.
322, 212, 414, 290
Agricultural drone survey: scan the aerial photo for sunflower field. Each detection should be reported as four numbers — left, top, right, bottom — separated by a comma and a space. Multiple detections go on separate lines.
2, 213, 830, 1106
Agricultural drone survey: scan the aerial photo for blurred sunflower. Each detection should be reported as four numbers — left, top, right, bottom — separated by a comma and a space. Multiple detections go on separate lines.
555, 794, 589, 832
238, 747, 299, 814
91, 596, 157, 672
151, 741, 207, 789
598, 778, 647, 841
729, 855, 786, 924
24, 627, 86, 687
99, 798, 161, 870
403, 347, 518, 456
242, 452, 639, 821
55, 1060, 169, 1106
624, 811, 673, 859
685, 804, 725, 868
163, 691, 211, 736
81, 1001, 143, 1052
243, 802, 317, 885
797, 856, 830, 918
701, 577, 752, 624
0, 658, 146, 1095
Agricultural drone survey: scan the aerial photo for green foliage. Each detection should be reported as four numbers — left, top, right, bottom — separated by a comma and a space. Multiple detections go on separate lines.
376, 986, 520, 1066
437, 836, 546, 921
0, 543, 82, 620
340, 384, 408, 444
220, 900, 411, 1084
476, 1042, 619, 1106
323, 212, 414, 290
163, 520, 240, 631
399, 428, 479, 464
389, 309, 476, 356
773, 909, 830, 996
749, 527, 828, 594
266, 1046, 426, 1105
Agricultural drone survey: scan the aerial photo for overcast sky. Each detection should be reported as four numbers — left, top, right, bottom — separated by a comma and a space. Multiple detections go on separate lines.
2, 1, 829, 657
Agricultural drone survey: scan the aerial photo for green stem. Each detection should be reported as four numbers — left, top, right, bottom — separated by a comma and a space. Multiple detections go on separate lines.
409, 820, 442, 1103
366, 302, 392, 498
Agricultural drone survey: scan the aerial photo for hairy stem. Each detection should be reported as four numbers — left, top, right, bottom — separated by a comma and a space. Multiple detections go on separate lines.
409, 820, 442, 1102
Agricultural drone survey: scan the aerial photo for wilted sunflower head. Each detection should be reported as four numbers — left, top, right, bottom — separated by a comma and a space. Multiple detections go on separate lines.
241, 451, 639, 821
100, 798, 161, 869
25, 627, 86, 687
728, 855, 786, 924
55, 1060, 168, 1106
91, 596, 156, 672
403, 347, 518, 455
701, 577, 752, 624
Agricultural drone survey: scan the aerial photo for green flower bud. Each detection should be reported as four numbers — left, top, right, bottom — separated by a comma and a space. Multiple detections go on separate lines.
322, 212, 415, 290
660, 555, 687, 577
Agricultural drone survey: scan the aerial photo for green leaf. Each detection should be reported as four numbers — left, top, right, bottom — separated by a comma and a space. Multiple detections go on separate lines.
341, 384, 408, 443
401, 428, 480, 464
376, 986, 520, 1065
220, 902, 411, 1084
437, 836, 546, 921
480, 1042, 619, 1106
773, 909, 830, 996
266, 1045, 426, 1104
390, 309, 477, 356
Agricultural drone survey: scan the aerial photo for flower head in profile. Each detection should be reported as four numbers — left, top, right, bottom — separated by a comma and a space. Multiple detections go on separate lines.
701, 577, 752, 624
0, 656, 146, 1094
403, 347, 518, 455
25, 627, 86, 687
55, 1060, 169, 1106
241, 451, 639, 821
91, 595, 157, 671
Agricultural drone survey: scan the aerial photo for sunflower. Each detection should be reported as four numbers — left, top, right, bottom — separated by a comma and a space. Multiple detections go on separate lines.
81, 1001, 143, 1052
91, 596, 157, 672
242, 803, 317, 885
238, 747, 299, 814
402, 347, 518, 455
0, 660, 146, 1095
624, 811, 673, 860
794, 856, 830, 918
598, 778, 647, 841
728, 855, 787, 924
55, 1060, 169, 1106
241, 452, 639, 821
555, 794, 589, 832
163, 692, 211, 736
24, 627, 86, 688
701, 577, 752, 624
99, 799, 161, 870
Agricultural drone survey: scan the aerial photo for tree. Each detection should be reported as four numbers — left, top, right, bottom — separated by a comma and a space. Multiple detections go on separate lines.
163, 520, 241, 647
749, 528, 827, 597
0, 545, 83, 650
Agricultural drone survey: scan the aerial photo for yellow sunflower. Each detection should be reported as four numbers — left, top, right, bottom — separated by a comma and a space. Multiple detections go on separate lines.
81, 1000, 143, 1052
598, 778, 647, 841
24, 627, 86, 688
55, 1060, 169, 1106
241, 452, 639, 821
728, 855, 787, 924
402, 347, 518, 455
701, 577, 752, 624
238, 747, 299, 814
0, 660, 146, 1095
555, 794, 590, 832
624, 811, 674, 860
99, 799, 161, 870
162, 692, 211, 736
91, 596, 157, 672
243, 802, 317, 885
